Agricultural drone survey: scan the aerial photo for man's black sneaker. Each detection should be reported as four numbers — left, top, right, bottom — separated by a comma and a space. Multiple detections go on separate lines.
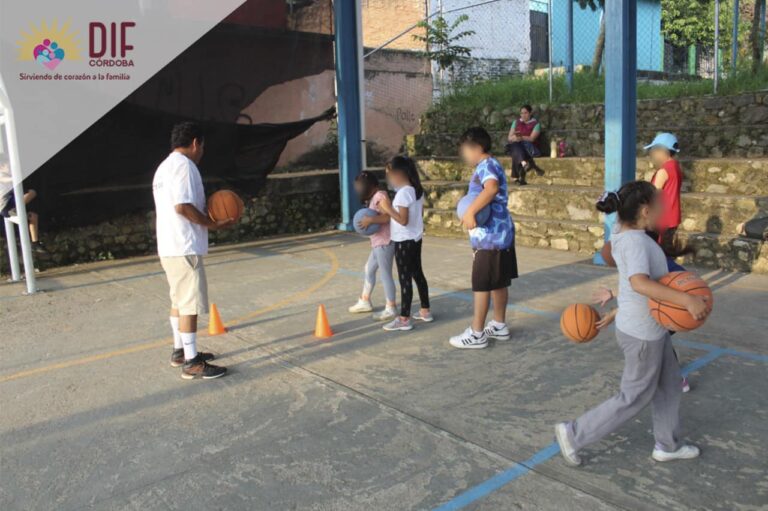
170, 349, 215, 368
181, 355, 227, 380
32, 242, 49, 255
533, 165, 545, 176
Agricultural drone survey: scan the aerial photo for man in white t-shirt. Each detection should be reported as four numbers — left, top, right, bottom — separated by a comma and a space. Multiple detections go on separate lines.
153, 122, 233, 379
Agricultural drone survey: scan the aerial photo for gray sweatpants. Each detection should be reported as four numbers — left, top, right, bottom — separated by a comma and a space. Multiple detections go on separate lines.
571, 330, 682, 452
362, 243, 396, 304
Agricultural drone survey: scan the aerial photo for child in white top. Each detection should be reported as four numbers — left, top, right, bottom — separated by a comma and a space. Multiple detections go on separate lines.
373, 156, 432, 331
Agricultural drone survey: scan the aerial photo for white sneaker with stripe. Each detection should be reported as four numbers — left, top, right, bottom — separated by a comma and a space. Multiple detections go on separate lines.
483, 322, 510, 340
449, 327, 489, 349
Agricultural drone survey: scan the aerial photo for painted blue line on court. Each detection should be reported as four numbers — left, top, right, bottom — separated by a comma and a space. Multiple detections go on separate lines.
296, 259, 768, 363
681, 348, 726, 377
432, 348, 729, 511
721, 348, 768, 363
433, 443, 560, 511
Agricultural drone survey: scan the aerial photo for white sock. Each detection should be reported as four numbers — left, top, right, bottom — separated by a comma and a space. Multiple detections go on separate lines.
170, 317, 182, 349
180, 332, 197, 360
490, 320, 506, 329
472, 329, 483, 337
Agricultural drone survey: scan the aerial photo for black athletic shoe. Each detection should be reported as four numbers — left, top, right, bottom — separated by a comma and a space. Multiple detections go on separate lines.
32, 242, 49, 255
181, 355, 227, 380
171, 349, 215, 368
533, 164, 545, 176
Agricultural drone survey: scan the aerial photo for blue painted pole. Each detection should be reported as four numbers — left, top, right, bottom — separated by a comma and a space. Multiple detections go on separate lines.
594, 0, 636, 265
731, 0, 739, 74
566, 0, 574, 92
333, 0, 363, 231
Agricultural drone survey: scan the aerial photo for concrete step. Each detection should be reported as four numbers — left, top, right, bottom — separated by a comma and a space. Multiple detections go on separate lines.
416, 157, 768, 196
407, 124, 768, 159
424, 209, 768, 274
422, 182, 768, 237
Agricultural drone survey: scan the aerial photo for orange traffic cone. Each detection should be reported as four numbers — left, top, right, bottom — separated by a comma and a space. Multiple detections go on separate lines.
208, 303, 227, 335
314, 304, 333, 339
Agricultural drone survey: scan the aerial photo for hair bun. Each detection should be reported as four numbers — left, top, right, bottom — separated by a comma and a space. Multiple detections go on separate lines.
595, 191, 620, 214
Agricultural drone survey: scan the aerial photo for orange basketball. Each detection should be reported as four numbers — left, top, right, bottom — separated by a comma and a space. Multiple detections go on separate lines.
649, 271, 713, 332
207, 190, 244, 222
560, 303, 600, 343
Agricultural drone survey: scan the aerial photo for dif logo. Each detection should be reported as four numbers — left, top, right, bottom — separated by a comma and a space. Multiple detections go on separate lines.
88, 22, 135, 67
17, 20, 135, 70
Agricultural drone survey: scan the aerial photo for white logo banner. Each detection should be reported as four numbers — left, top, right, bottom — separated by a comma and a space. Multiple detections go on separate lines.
0, 0, 246, 182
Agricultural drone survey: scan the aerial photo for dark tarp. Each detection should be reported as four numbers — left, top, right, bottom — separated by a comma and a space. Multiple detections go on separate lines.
26, 102, 335, 228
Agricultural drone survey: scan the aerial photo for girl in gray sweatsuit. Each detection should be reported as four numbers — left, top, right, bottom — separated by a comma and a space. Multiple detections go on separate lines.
554, 181, 711, 466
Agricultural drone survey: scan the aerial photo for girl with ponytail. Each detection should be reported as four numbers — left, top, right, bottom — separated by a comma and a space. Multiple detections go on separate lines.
375, 156, 432, 331
554, 180, 710, 467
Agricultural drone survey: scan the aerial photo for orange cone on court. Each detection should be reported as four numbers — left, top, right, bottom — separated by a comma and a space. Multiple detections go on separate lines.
314, 304, 333, 339
208, 303, 227, 335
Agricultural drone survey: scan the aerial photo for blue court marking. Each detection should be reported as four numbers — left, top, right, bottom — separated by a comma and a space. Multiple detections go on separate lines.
231, 250, 764, 510
432, 443, 560, 511
302, 258, 768, 361
680, 348, 727, 377
431, 349, 734, 511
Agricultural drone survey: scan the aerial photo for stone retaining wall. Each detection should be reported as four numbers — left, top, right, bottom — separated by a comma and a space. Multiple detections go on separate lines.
411, 91, 768, 158
1, 171, 341, 275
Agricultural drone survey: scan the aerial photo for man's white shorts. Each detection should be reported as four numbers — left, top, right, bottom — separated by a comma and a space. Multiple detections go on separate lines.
160, 255, 208, 316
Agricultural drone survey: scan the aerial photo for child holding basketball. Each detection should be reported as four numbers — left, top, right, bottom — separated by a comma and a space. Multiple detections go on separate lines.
555, 181, 710, 467
349, 171, 398, 321
449, 127, 517, 349
370, 156, 432, 331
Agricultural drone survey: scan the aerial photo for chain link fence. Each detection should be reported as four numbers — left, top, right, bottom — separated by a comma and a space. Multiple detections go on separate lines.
283, 0, 766, 167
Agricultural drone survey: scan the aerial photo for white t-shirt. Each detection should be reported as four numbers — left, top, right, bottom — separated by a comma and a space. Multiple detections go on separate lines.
152, 152, 208, 257
390, 185, 424, 242
612, 225, 669, 341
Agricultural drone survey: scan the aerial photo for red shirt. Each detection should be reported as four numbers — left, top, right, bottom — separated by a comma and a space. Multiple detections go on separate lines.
651, 159, 682, 231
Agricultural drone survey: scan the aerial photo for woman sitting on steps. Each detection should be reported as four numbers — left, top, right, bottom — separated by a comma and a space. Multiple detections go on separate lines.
505, 104, 545, 185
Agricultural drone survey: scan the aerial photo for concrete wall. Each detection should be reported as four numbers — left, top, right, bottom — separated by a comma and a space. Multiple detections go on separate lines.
290, 0, 428, 50
242, 48, 432, 167
364, 49, 433, 158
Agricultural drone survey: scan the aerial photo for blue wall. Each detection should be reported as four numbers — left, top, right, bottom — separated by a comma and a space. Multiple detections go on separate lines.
549, 0, 662, 72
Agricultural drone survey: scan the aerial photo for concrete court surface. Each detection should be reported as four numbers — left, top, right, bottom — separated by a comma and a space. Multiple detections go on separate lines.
1, 231, 766, 511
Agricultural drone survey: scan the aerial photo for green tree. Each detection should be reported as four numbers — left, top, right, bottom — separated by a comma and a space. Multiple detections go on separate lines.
412, 14, 476, 73
661, 0, 716, 47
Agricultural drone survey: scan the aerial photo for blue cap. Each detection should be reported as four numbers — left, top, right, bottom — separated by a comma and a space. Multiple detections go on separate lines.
644, 132, 679, 153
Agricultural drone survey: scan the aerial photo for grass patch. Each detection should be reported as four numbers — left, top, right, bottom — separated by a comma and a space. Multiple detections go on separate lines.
435, 68, 768, 112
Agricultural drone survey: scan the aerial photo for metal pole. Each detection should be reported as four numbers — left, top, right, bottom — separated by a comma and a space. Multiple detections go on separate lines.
356, 0, 367, 171
731, 0, 740, 74
333, 0, 363, 231
596, 0, 637, 265
0, 75, 37, 293
4, 218, 20, 281
714, 0, 720, 93
548, 0, 553, 102
1, 106, 37, 293
566, 0, 574, 93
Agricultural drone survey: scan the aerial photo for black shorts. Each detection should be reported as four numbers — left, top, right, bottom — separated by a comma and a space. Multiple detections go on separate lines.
471, 247, 519, 292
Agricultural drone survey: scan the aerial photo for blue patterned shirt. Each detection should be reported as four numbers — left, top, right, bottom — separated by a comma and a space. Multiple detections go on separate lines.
467, 157, 514, 250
